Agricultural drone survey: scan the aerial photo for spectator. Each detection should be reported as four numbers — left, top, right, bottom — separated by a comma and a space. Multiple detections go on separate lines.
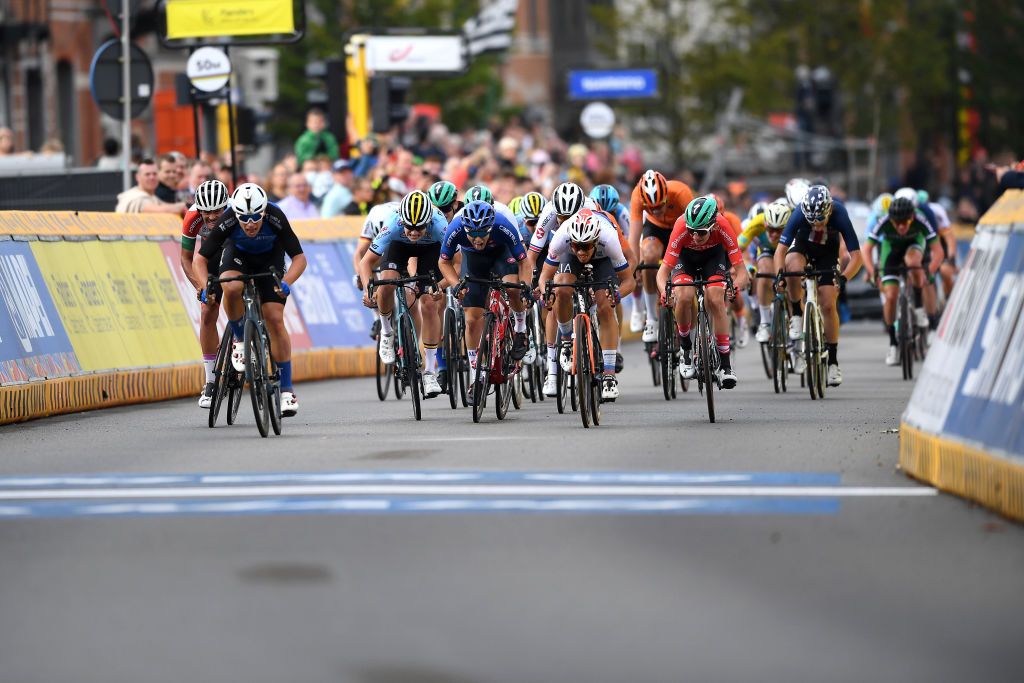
96, 137, 121, 169
115, 158, 186, 214
182, 160, 212, 205
216, 163, 235, 193
343, 178, 375, 216
310, 154, 335, 204
39, 138, 65, 156
294, 108, 339, 167
154, 154, 180, 203
266, 163, 290, 202
351, 135, 380, 177
276, 172, 320, 220
0, 127, 14, 156
320, 159, 355, 217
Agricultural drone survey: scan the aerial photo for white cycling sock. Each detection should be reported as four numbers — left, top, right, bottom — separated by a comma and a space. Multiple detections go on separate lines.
380, 312, 394, 334
547, 345, 557, 376
202, 356, 216, 384
645, 291, 659, 320
557, 320, 572, 338
423, 346, 437, 374
468, 349, 477, 370
513, 310, 526, 332
603, 349, 617, 373
760, 305, 772, 323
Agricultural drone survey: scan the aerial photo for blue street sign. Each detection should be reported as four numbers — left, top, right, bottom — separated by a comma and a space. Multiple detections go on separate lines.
568, 69, 659, 100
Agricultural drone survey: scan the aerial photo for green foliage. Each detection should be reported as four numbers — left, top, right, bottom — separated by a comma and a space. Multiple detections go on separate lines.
270, 0, 496, 146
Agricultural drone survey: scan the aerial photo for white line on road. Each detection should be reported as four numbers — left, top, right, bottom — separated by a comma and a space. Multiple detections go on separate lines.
0, 483, 938, 501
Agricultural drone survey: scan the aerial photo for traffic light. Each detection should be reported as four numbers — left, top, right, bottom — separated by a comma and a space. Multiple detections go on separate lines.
304, 58, 347, 149
370, 75, 411, 133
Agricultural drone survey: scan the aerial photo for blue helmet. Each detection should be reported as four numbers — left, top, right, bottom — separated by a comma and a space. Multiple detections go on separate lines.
590, 184, 620, 213
463, 200, 495, 233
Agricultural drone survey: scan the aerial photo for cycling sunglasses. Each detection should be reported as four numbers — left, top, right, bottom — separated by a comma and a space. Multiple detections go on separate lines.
687, 226, 711, 235
237, 212, 264, 224
570, 241, 597, 252
466, 229, 491, 239
403, 223, 427, 233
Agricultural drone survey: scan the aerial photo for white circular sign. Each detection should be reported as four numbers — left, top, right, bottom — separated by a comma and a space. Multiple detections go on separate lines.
187, 47, 231, 93
580, 102, 616, 138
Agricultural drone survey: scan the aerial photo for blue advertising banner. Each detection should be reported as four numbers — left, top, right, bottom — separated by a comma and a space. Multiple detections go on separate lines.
0, 241, 80, 383
943, 228, 1024, 458
289, 242, 375, 348
568, 69, 659, 100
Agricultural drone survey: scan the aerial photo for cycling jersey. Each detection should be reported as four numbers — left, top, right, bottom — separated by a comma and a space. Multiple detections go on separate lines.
545, 212, 629, 272
529, 197, 598, 253
779, 198, 860, 251
612, 204, 631, 238
180, 205, 223, 252
359, 201, 400, 241
663, 213, 742, 270
629, 179, 694, 230
440, 212, 526, 262
928, 202, 951, 230
200, 203, 303, 258
369, 207, 447, 255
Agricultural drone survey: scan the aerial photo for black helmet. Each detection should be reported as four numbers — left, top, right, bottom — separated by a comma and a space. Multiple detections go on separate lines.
888, 196, 915, 223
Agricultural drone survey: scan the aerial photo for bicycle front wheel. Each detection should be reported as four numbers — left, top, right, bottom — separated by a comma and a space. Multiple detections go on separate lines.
444, 308, 459, 409
400, 314, 422, 421
473, 313, 495, 423
899, 293, 914, 381
575, 316, 592, 428
245, 319, 270, 437
589, 322, 603, 426
698, 310, 716, 423
209, 327, 233, 429
659, 306, 675, 401
375, 331, 391, 401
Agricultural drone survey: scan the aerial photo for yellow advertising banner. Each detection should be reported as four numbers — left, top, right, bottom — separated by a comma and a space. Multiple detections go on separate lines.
166, 0, 295, 40
31, 241, 198, 371
0, 211, 179, 237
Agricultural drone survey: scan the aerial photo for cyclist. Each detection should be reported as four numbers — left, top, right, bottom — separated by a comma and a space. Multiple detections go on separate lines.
738, 198, 791, 343
713, 193, 750, 348
194, 183, 307, 417
520, 191, 548, 248
428, 180, 464, 223
352, 199, 400, 340
591, 183, 643, 332
865, 192, 894, 236
784, 177, 811, 209
359, 190, 448, 398
773, 185, 863, 386
536, 209, 635, 400
862, 196, 943, 365
656, 195, 749, 388
437, 200, 533, 400
628, 170, 694, 344
918, 188, 958, 299
894, 187, 947, 328
180, 179, 229, 408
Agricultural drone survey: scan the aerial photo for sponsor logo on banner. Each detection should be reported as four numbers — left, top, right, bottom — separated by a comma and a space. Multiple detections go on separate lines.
0, 242, 80, 384
290, 242, 374, 348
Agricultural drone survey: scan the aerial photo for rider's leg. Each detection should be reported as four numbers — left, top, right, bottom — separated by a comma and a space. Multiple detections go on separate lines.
819, 282, 840, 366
262, 302, 291, 389
640, 236, 664, 323
594, 289, 619, 375
706, 285, 732, 370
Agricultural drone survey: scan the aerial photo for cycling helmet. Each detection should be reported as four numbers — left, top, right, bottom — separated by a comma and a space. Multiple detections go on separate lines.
567, 212, 602, 243
784, 177, 811, 208
894, 187, 918, 205
871, 192, 894, 216
763, 200, 792, 229
195, 179, 228, 212
684, 195, 718, 232
917, 189, 930, 206
521, 191, 546, 221
465, 184, 494, 205
428, 180, 458, 210
399, 190, 432, 229
508, 196, 524, 216
888, 196, 915, 223
230, 183, 268, 217
800, 185, 833, 223
463, 200, 496, 233
552, 182, 585, 217
590, 184, 620, 213
747, 201, 768, 220
639, 170, 668, 208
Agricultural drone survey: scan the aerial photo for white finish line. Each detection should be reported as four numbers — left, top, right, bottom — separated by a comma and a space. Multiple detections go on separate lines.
0, 483, 938, 501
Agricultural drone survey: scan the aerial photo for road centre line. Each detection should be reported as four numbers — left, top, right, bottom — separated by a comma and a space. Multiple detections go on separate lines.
0, 483, 938, 501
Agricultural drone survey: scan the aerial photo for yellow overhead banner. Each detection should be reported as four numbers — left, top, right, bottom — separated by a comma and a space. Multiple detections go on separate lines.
166, 0, 295, 40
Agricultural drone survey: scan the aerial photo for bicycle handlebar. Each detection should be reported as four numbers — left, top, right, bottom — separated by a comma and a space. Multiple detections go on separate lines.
211, 270, 282, 286
367, 273, 438, 298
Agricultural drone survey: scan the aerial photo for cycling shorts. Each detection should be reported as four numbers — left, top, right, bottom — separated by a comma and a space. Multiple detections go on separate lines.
381, 241, 443, 284
463, 250, 518, 308
557, 256, 617, 291
641, 219, 673, 256
880, 239, 925, 286
219, 240, 287, 306
788, 238, 840, 286
670, 244, 729, 289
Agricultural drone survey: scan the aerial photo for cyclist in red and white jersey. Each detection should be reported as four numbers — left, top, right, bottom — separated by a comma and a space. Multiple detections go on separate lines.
179, 179, 229, 408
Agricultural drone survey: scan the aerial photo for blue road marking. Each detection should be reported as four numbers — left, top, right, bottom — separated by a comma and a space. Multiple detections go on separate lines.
0, 496, 839, 519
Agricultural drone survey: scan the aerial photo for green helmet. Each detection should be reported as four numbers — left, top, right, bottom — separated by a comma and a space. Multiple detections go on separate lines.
684, 195, 718, 232
428, 180, 458, 210
465, 184, 494, 205
508, 195, 524, 216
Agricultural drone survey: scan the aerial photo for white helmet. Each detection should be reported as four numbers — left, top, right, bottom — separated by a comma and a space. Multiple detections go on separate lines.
747, 201, 768, 221
784, 178, 811, 208
894, 187, 919, 206
230, 183, 268, 218
552, 182, 585, 217
194, 179, 228, 212
763, 199, 792, 229
567, 212, 602, 243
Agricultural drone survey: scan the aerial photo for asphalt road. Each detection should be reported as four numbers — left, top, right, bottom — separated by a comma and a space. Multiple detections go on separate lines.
0, 322, 1021, 683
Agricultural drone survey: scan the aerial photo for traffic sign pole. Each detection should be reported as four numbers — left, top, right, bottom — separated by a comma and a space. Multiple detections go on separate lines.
121, 0, 131, 191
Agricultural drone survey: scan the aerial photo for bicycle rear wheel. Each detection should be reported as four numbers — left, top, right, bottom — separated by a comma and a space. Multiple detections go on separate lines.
264, 334, 282, 436
473, 313, 495, 423
456, 314, 470, 407
899, 293, 914, 381
245, 319, 270, 437
575, 316, 592, 428
659, 306, 676, 401
647, 342, 661, 386
208, 328, 233, 428
589, 323, 603, 426
697, 311, 716, 423
400, 314, 422, 421
771, 299, 786, 394
496, 328, 514, 421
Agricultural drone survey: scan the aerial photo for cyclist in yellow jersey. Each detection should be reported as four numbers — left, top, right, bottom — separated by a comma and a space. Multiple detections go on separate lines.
739, 199, 791, 343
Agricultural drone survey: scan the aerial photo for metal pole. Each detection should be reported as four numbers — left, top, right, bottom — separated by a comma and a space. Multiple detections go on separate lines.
225, 47, 238, 188
191, 92, 201, 160
121, 0, 131, 192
